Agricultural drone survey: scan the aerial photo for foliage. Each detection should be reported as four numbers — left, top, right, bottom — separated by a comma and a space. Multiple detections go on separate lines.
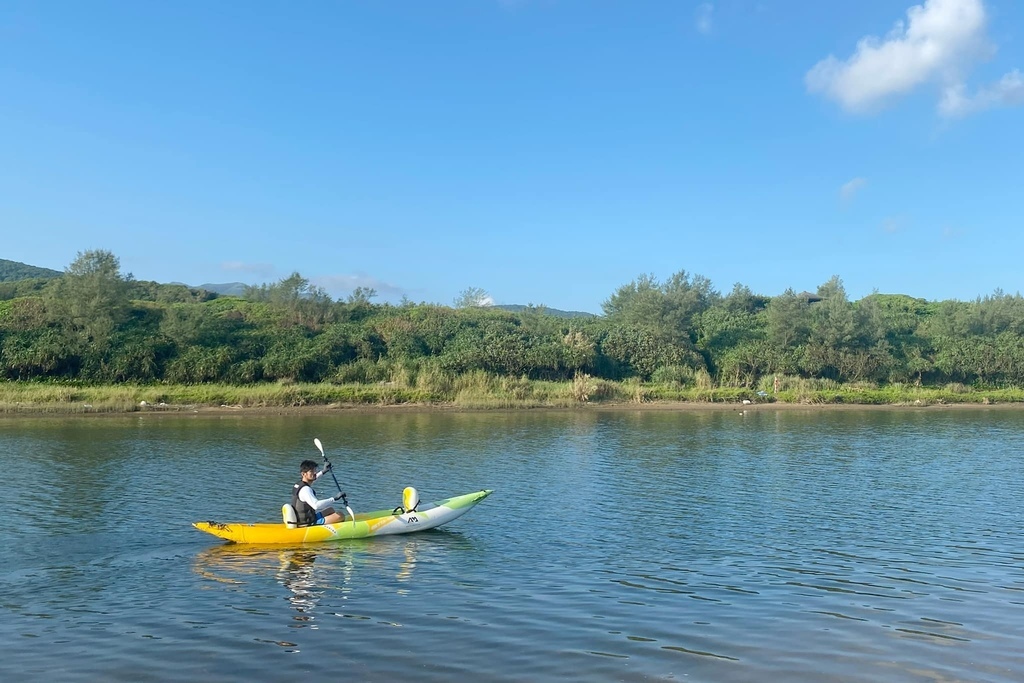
0, 278, 53, 301
453, 286, 492, 309
0, 259, 61, 282
43, 250, 135, 361
4, 252, 1024, 404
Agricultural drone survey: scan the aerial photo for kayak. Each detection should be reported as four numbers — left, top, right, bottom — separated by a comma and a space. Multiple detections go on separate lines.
193, 489, 493, 545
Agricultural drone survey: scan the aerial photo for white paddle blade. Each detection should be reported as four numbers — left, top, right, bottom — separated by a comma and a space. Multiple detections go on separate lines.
313, 438, 324, 456
346, 505, 355, 525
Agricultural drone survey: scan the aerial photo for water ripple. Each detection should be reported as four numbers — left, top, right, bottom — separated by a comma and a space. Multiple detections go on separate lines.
2, 410, 1024, 681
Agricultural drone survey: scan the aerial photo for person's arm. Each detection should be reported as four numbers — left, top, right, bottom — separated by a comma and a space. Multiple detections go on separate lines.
298, 485, 337, 512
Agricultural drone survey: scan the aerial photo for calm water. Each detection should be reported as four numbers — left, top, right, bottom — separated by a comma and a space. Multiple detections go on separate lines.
1, 408, 1023, 681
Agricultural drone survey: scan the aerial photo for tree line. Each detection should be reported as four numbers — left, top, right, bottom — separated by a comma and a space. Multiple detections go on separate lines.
2, 249, 1023, 389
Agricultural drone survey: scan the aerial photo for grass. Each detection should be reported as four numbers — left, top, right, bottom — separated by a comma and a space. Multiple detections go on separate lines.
1, 374, 1022, 414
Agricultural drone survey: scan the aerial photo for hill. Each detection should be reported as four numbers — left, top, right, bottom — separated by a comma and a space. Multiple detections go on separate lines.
177, 282, 249, 296
494, 304, 597, 319
0, 258, 62, 282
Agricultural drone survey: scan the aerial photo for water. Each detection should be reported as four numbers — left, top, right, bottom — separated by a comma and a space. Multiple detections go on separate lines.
1, 408, 1023, 681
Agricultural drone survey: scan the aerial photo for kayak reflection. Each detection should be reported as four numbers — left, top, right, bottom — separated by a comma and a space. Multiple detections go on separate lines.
192, 532, 479, 625
277, 549, 323, 622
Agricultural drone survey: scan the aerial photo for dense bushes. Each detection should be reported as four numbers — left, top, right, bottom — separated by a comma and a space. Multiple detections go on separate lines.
4, 251, 1024, 391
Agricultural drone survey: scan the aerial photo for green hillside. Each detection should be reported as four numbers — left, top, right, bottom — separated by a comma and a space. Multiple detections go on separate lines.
0, 258, 62, 282
494, 304, 596, 319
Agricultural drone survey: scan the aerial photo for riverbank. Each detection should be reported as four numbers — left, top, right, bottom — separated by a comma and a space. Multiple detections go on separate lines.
2, 378, 1022, 415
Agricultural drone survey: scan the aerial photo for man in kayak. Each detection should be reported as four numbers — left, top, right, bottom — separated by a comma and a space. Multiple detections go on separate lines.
293, 460, 347, 526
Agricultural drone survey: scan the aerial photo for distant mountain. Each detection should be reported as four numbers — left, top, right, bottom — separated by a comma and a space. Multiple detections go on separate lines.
169, 281, 250, 296
197, 282, 250, 296
0, 258, 62, 282
495, 304, 597, 319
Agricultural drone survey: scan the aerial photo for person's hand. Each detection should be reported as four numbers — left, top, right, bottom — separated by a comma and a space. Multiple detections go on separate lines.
335, 492, 347, 502
323, 462, 333, 472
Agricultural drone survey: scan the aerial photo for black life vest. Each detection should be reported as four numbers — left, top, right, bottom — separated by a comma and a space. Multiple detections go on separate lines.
291, 479, 317, 527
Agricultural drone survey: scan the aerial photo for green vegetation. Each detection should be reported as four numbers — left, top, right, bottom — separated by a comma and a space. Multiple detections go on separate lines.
0, 258, 62, 282
2, 251, 1024, 412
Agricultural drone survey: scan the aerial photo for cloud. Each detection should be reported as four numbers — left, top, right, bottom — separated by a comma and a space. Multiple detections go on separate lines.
310, 273, 408, 301
695, 2, 714, 35
839, 177, 867, 204
941, 225, 963, 239
220, 261, 275, 278
805, 0, 1021, 117
939, 68, 1024, 117
881, 216, 905, 234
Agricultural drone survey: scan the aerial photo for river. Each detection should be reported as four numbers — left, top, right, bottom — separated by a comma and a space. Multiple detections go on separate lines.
1, 408, 1022, 681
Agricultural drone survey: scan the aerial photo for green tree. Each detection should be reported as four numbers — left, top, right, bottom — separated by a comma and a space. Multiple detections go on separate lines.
454, 287, 492, 308
46, 249, 134, 350
765, 289, 811, 350
348, 286, 377, 305
603, 270, 716, 353
603, 274, 665, 326
245, 272, 335, 328
599, 325, 688, 380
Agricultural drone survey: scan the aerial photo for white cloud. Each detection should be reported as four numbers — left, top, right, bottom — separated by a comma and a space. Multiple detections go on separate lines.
940, 68, 1024, 117
806, 0, 1021, 117
220, 261, 275, 278
881, 216, 905, 234
840, 177, 867, 204
695, 3, 714, 35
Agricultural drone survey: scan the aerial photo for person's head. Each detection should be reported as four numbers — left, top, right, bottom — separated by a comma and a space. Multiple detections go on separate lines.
300, 460, 319, 482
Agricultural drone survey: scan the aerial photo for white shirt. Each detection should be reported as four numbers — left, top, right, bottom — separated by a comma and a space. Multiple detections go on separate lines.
298, 471, 336, 512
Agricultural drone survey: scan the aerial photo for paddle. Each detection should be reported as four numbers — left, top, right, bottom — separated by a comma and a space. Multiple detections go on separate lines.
313, 437, 355, 524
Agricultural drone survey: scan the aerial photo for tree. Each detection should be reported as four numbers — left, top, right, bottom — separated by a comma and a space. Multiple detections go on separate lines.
721, 283, 770, 316
810, 276, 856, 349
765, 289, 811, 350
46, 249, 133, 349
661, 271, 718, 338
603, 270, 717, 349
602, 274, 664, 323
695, 306, 766, 377
244, 272, 336, 328
454, 287, 492, 308
800, 277, 858, 380
599, 325, 688, 380
348, 286, 377, 305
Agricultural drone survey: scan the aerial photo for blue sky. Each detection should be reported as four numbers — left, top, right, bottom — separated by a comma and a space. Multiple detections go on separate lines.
2, 0, 1022, 313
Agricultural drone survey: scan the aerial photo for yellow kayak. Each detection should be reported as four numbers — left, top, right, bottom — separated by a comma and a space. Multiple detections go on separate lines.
193, 489, 493, 544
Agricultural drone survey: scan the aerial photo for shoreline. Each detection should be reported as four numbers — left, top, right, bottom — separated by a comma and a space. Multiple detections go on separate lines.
3, 399, 1023, 419
3, 378, 1022, 418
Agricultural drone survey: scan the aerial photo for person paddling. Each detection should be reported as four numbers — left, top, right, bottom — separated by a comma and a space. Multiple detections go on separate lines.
292, 460, 347, 526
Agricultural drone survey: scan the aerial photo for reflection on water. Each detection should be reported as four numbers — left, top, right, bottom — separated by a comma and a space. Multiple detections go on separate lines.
191, 531, 473, 641
2, 410, 1024, 681
193, 545, 337, 642
277, 550, 323, 623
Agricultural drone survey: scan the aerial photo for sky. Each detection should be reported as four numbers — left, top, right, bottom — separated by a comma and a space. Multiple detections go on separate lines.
1, 0, 1022, 314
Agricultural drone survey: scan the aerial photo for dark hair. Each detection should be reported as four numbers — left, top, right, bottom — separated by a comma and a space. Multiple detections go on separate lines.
300, 460, 319, 474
